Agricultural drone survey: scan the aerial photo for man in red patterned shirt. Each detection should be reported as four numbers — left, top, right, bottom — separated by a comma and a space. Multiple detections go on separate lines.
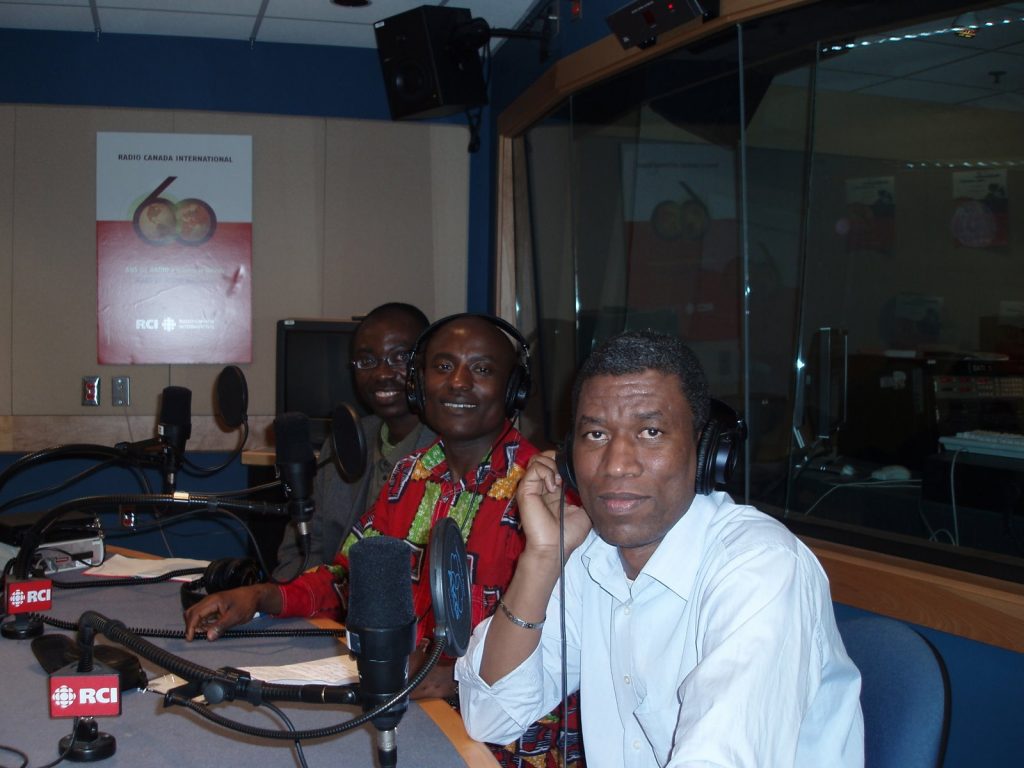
183, 313, 525, 675
183, 314, 582, 765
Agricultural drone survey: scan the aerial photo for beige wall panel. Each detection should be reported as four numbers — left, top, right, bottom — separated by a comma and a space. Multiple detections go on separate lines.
168, 111, 326, 425
12, 106, 174, 419
0, 106, 13, 418
320, 119, 468, 321
2, 107, 467, 450
429, 125, 471, 318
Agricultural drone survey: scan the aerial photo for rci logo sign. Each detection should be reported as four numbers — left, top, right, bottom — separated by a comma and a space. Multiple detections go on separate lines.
49, 678, 120, 717
135, 318, 159, 330
161, 317, 177, 332
7, 589, 49, 606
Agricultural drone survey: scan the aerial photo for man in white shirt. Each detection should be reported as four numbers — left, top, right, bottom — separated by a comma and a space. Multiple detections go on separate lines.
456, 330, 864, 767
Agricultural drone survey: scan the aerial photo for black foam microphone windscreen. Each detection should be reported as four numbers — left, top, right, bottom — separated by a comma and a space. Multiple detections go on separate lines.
347, 536, 414, 630
274, 413, 317, 554
158, 386, 193, 454
274, 412, 316, 506
346, 535, 416, 767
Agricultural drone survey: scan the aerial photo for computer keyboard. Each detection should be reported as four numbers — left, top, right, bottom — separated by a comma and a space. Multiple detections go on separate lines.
939, 430, 1024, 460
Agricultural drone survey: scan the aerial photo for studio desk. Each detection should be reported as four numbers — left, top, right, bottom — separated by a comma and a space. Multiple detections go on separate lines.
0, 551, 497, 768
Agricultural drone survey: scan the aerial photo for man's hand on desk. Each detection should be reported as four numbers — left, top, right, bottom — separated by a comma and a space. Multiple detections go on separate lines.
183, 583, 283, 641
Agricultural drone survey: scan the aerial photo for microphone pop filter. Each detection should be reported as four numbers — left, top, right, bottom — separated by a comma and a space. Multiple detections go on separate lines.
347, 536, 414, 631
215, 365, 248, 429
330, 402, 367, 483
429, 517, 471, 657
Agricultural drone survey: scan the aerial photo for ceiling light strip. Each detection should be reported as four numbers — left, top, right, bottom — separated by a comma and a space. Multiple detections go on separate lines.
822, 15, 1024, 53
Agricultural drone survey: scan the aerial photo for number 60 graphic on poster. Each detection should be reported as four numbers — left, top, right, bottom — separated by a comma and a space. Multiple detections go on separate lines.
132, 175, 217, 246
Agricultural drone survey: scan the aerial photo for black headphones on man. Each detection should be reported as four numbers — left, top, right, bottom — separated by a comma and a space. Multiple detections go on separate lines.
405, 313, 533, 419
180, 557, 263, 611
557, 398, 747, 496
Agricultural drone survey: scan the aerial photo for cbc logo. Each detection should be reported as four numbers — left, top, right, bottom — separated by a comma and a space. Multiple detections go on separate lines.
51, 685, 77, 710
7, 588, 49, 608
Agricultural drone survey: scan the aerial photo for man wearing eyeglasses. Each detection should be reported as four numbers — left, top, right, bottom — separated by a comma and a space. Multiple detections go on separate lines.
273, 302, 436, 577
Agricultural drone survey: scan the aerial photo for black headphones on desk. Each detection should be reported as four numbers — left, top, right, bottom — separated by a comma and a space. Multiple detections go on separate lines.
180, 557, 264, 611
405, 313, 533, 418
557, 398, 747, 496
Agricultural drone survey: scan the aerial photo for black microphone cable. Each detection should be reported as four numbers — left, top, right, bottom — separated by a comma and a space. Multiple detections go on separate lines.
558, 482, 569, 768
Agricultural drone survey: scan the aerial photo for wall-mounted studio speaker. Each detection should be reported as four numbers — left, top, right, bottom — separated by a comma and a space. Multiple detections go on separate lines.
374, 5, 487, 121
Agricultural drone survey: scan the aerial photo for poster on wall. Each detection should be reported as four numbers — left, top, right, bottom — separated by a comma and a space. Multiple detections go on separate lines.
841, 176, 895, 254
950, 168, 1008, 248
620, 142, 738, 342
96, 132, 252, 364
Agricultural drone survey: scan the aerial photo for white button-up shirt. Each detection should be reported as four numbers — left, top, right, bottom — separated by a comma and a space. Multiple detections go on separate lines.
457, 492, 864, 767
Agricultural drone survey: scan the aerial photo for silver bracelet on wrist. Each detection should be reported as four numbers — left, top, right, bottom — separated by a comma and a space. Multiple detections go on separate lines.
498, 597, 545, 630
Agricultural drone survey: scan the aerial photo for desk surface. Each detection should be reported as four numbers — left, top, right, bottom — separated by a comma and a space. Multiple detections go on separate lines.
0, 564, 495, 767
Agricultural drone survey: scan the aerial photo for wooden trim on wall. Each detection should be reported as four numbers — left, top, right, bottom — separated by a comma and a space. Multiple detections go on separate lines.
804, 537, 1024, 653
497, 0, 817, 138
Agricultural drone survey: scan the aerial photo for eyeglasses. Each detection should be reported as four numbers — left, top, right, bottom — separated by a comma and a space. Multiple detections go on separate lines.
351, 350, 412, 371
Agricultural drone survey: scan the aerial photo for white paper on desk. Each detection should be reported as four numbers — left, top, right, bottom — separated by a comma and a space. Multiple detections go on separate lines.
242, 654, 359, 686
85, 553, 209, 582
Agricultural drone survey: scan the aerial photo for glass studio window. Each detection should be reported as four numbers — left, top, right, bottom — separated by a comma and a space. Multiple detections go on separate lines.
513, 0, 1024, 581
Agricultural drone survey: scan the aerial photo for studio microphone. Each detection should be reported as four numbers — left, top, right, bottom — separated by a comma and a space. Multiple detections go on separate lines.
157, 386, 192, 493
346, 536, 417, 768
274, 412, 317, 555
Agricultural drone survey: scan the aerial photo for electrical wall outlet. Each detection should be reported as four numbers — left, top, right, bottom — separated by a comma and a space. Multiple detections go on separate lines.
82, 376, 100, 406
112, 376, 130, 406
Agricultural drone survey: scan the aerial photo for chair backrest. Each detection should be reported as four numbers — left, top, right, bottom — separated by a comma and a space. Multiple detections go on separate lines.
838, 616, 950, 768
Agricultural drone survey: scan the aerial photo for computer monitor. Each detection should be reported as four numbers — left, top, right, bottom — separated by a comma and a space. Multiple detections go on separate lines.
795, 327, 848, 443
275, 318, 367, 447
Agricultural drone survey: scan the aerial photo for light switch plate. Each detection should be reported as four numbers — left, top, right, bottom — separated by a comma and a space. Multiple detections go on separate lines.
112, 376, 130, 407
82, 376, 100, 406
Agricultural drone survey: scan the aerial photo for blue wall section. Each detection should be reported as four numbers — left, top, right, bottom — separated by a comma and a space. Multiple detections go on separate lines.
0, 28, 392, 119
0, 451, 254, 562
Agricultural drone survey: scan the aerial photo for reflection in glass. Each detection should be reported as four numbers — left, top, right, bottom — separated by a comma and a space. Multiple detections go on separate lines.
519, 1, 1024, 579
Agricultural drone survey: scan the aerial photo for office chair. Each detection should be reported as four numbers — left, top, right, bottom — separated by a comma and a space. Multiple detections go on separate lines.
838, 615, 951, 768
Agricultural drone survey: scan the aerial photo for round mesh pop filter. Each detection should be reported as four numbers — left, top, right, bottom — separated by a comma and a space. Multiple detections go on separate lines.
429, 517, 472, 657
330, 402, 367, 482
214, 365, 248, 429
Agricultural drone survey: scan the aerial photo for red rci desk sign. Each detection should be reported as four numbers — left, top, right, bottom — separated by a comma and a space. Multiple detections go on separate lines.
49, 673, 122, 718
4, 578, 52, 613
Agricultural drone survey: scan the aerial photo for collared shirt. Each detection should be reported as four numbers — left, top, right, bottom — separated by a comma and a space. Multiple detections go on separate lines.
275, 423, 532, 648
457, 492, 865, 768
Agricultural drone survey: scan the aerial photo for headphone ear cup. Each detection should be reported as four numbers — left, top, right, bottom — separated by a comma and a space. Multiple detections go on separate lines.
694, 418, 719, 496
405, 360, 424, 415
695, 399, 747, 495
207, 558, 262, 592
180, 558, 262, 611
504, 363, 532, 417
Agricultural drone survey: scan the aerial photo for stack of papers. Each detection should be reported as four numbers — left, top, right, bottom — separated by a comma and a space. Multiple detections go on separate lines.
242, 655, 359, 685
85, 553, 209, 581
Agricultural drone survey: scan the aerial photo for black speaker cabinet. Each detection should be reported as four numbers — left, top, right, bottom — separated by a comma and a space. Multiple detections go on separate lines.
374, 5, 487, 120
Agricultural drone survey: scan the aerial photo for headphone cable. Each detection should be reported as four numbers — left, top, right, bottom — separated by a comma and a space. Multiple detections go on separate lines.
558, 483, 568, 768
